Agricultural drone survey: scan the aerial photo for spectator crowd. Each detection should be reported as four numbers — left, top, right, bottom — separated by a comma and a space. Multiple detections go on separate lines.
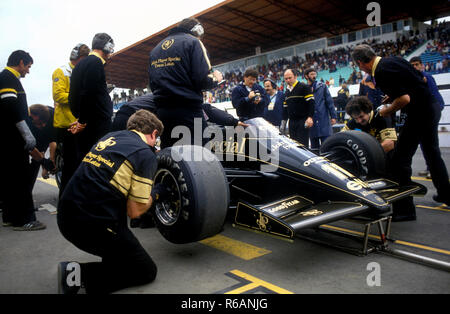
209, 25, 448, 103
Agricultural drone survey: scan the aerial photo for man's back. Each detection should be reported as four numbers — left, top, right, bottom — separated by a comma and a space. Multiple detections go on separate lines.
60, 130, 156, 224
69, 54, 112, 124
149, 30, 211, 106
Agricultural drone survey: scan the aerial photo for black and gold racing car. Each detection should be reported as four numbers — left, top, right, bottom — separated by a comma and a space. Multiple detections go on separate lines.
151, 118, 424, 244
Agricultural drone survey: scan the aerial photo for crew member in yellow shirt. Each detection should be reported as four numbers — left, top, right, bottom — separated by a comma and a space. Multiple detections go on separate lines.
52, 43, 90, 195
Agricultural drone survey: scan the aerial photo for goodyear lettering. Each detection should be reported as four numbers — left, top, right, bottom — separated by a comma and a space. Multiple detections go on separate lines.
267, 199, 300, 214
346, 139, 369, 174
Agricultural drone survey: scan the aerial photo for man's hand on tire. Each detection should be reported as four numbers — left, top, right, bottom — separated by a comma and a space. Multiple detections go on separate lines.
151, 183, 171, 201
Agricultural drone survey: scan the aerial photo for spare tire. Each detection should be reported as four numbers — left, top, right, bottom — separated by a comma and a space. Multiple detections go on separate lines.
152, 145, 229, 244
320, 130, 386, 180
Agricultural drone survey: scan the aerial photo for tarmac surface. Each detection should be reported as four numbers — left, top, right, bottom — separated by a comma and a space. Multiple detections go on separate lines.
0, 148, 449, 295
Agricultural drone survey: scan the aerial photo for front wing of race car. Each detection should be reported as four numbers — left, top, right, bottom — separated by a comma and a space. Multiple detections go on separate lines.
233, 178, 422, 240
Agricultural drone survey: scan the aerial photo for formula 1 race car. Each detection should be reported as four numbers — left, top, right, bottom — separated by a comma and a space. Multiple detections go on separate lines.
149, 118, 425, 244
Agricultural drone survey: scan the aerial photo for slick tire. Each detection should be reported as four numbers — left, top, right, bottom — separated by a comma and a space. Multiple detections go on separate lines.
320, 130, 386, 180
153, 145, 229, 244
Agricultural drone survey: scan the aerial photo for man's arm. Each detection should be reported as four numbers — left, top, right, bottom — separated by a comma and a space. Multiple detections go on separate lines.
52, 68, 69, 105
379, 94, 410, 117
203, 103, 239, 126
191, 39, 215, 91
304, 85, 315, 128
127, 198, 152, 219
380, 139, 395, 153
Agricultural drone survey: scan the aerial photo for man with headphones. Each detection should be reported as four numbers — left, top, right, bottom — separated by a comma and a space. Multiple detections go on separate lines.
263, 78, 285, 128
69, 33, 115, 180
52, 43, 90, 194
149, 17, 223, 148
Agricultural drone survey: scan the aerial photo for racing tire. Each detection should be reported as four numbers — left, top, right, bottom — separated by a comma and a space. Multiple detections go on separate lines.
320, 130, 386, 180
152, 145, 229, 244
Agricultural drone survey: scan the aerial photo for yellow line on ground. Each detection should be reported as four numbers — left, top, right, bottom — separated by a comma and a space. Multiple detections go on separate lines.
37, 177, 58, 188
199, 234, 271, 261
226, 270, 294, 294
411, 176, 450, 183
320, 225, 450, 256
416, 205, 450, 212
393, 240, 450, 255
411, 176, 432, 182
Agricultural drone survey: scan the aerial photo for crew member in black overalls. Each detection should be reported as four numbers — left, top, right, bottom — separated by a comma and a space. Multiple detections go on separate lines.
148, 17, 223, 148
352, 44, 450, 221
57, 110, 166, 294
69, 33, 115, 169
0, 50, 46, 231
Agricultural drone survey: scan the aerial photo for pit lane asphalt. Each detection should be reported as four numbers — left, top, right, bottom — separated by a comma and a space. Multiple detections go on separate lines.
0, 149, 449, 294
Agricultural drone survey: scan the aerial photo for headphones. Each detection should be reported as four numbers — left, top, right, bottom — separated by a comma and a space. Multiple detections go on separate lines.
70, 43, 84, 60
103, 39, 115, 54
191, 23, 204, 37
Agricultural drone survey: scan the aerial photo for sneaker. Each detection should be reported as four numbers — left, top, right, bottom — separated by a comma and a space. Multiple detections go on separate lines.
58, 261, 82, 294
433, 194, 449, 206
13, 220, 46, 231
418, 170, 429, 177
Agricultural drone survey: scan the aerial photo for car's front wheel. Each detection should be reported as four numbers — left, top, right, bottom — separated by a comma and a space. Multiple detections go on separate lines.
152, 145, 229, 244
320, 130, 386, 180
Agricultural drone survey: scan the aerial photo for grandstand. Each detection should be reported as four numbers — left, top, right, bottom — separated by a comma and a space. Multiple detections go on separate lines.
104, 0, 450, 145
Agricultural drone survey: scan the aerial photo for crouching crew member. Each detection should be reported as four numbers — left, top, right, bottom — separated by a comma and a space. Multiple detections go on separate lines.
149, 17, 223, 148
342, 96, 397, 155
57, 110, 166, 294
27, 104, 57, 190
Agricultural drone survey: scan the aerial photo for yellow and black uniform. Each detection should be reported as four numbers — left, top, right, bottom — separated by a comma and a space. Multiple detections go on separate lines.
0, 67, 37, 226
53, 62, 77, 128
57, 130, 157, 294
341, 110, 397, 144
52, 62, 80, 194
69, 52, 113, 165
283, 80, 315, 145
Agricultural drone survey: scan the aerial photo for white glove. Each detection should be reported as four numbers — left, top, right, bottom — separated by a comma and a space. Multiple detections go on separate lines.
16, 120, 36, 152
